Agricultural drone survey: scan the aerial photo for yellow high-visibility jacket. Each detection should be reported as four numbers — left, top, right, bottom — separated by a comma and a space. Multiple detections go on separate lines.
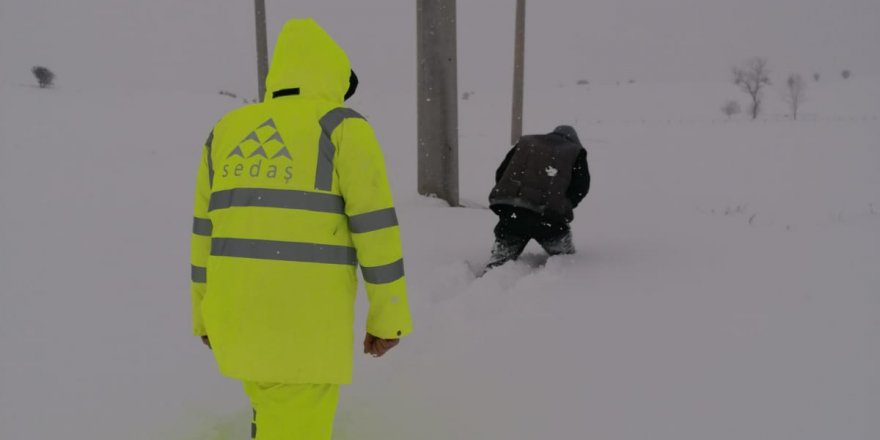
190, 18, 412, 384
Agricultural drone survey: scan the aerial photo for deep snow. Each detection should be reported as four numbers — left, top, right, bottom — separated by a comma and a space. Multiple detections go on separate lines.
1, 74, 877, 439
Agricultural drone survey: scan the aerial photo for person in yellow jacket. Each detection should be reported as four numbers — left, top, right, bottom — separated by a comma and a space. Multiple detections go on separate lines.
190, 18, 412, 440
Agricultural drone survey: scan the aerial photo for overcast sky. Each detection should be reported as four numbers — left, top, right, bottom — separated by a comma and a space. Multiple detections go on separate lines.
2, 0, 878, 94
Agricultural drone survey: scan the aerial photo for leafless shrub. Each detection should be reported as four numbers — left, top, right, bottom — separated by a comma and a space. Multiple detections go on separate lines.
31, 66, 55, 88
709, 204, 748, 216
783, 74, 806, 120
721, 100, 741, 119
733, 57, 771, 119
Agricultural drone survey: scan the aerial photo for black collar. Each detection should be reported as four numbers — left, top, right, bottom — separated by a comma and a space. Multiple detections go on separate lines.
272, 88, 301, 98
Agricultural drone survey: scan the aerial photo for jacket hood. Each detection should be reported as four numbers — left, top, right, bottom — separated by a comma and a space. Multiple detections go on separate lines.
550, 125, 581, 145
264, 18, 351, 104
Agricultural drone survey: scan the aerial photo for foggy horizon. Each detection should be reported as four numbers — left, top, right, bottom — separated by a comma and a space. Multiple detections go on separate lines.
2, 0, 878, 96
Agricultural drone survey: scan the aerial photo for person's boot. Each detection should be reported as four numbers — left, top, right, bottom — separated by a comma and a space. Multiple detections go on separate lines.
540, 231, 575, 256
485, 236, 527, 271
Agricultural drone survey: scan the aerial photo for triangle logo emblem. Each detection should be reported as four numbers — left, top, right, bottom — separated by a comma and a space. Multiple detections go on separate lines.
258, 119, 277, 130
227, 145, 245, 158
227, 119, 289, 162
248, 146, 268, 158
265, 132, 284, 145
243, 132, 260, 144
272, 146, 293, 160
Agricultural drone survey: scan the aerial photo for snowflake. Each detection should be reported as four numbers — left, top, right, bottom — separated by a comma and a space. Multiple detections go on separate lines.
545, 166, 558, 177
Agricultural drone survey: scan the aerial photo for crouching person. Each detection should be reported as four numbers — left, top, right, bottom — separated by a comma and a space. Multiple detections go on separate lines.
486, 125, 591, 270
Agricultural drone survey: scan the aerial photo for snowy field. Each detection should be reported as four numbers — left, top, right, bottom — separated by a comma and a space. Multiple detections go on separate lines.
1, 74, 877, 439
2, 1, 879, 439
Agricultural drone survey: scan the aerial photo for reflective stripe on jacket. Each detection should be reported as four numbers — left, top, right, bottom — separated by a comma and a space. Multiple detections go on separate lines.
190, 18, 412, 384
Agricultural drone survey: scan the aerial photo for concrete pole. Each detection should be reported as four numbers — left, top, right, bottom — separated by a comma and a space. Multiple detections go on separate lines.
510, 0, 526, 145
254, 0, 269, 102
417, 0, 459, 206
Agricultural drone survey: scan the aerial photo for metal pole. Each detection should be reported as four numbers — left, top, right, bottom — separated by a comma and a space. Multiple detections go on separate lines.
510, 0, 525, 145
417, 0, 459, 206
254, 0, 269, 102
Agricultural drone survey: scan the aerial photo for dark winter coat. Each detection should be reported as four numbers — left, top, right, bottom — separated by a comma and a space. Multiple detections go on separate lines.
489, 126, 590, 223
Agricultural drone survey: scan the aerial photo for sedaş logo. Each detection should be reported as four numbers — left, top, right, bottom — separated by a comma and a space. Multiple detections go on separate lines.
221, 119, 294, 183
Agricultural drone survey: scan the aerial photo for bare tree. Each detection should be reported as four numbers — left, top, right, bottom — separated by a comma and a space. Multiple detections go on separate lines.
783, 74, 806, 120
841, 69, 851, 80
813, 72, 820, 82
31, 66, 55, 88
733, 57, 771, 119
721, 100, 741, 119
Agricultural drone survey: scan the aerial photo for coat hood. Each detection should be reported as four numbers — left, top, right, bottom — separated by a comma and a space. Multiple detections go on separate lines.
550, 125, 581, 145
264, 18, 351, 104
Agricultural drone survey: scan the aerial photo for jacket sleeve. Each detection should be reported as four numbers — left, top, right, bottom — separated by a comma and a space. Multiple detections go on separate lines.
335, 116, 413, 340
566, 149, 590, 208
190, 131, 214, 336
495, 144, 518, 183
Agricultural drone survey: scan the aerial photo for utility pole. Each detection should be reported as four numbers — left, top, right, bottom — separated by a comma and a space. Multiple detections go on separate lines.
254, 0, 269, 102
417, 0, 459, 206
510, 0, 526, 145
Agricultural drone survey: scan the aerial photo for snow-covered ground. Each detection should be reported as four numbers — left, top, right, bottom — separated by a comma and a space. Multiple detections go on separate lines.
1, 72, 877, 439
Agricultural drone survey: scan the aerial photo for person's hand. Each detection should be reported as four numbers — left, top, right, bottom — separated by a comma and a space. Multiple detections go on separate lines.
363, 333, 399, 358
200, 335, 211, 349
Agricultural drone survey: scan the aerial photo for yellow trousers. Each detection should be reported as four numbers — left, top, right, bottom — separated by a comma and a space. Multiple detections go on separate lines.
243, 382, 340, 440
